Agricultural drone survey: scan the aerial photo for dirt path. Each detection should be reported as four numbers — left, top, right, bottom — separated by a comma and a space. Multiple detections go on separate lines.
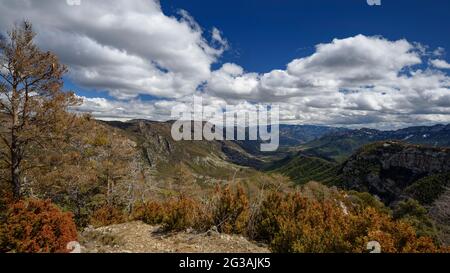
79, 221, 270, 253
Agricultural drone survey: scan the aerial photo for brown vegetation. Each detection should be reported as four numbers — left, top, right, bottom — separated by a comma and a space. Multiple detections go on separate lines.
0, 199, 77, 252
131, 182, 447, 253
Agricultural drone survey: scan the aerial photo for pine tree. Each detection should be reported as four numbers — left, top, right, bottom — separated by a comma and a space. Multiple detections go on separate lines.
0, 21, 80, 199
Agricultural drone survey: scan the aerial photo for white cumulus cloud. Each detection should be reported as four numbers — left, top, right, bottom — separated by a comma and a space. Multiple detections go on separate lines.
430, 59, 450, 69
0, 0, 227, 99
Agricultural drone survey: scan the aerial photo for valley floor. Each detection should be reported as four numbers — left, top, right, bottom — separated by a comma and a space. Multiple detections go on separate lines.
79, 221, 269, 253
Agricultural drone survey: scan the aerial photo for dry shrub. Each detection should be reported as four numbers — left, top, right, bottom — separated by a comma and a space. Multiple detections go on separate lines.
129, 182, 446, 253
132, 185, 253, 234
254, 192, 311, 249
212, 184, 250, 234
349, 207, 438, 253
162, 196, 204, 231
89, 205, 127, 228
254, 191, 444, 253
0, 199, 77, 253
132, 196, 212, 232
132, 201, 164, 225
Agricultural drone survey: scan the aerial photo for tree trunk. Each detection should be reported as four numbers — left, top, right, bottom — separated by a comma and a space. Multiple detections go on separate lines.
11, 175, 21, 199
11, 145, 21, 199
10, 84, 21, 200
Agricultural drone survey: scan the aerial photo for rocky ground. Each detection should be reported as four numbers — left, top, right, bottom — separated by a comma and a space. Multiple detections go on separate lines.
78, 221, 269, 253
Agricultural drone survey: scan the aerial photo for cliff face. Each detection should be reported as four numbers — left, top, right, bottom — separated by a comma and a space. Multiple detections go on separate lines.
339, 141, 450, 204
381, 147, 450, 174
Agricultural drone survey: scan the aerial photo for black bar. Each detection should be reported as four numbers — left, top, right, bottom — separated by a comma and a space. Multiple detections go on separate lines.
0, 253, 447, 273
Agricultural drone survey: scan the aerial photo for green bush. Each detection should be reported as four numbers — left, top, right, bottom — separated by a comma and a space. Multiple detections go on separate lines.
347, 190, 390, 214
393, 199, 438, 240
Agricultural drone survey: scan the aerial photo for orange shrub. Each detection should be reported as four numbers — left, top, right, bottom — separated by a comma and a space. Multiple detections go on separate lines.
132, 196, 211, 232
89, 205, 127, 228
132, 201, 165, 225
350, 207, 438, 253
162, 196, 205, 231
212, 184, 249, 234
0, 199, 77, 253
127, 183, 447, 253
254, 192, 309, 243
254, 191, 443, 253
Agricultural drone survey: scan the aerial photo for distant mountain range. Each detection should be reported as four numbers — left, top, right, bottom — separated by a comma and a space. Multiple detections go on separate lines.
299, 124, 450, 162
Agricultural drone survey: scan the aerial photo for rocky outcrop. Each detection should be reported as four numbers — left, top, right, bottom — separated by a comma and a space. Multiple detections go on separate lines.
339, 141, 450, 204
381, 147, 450, 174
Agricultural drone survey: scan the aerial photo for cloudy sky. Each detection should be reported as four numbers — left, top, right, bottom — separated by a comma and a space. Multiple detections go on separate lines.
1, 0, 450, 129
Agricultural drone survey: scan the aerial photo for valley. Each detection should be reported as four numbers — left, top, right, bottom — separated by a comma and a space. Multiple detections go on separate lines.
98, 119, 450, 248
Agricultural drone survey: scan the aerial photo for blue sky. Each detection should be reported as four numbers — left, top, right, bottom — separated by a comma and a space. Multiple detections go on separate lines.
161, 0, 450, 73
1, 0, 450, 128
